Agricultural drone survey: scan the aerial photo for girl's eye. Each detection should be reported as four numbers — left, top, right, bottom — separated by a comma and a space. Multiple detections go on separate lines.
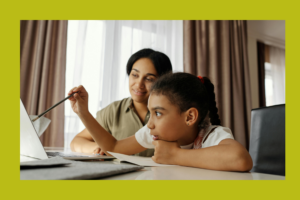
132, 74, 138, 77
155, 111, 162, 117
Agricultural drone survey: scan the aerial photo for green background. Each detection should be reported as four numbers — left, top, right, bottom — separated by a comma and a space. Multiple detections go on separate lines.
1, 0, 297, 199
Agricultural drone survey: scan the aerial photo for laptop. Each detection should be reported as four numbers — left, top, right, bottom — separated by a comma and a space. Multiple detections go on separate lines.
20, 99, 115, 161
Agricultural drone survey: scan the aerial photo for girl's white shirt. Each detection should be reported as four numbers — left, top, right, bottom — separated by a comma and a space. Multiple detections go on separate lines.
135, 125, 234, 149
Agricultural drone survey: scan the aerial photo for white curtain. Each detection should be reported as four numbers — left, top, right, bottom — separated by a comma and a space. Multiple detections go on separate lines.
269, 46, 285, 105
64, 20, 183, 148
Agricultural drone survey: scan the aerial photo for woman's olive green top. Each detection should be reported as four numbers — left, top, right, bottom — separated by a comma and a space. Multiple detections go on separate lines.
96, 97, 154, 157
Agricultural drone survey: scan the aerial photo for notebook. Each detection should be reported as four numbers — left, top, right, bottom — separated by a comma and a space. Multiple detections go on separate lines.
108, 151, 175, 167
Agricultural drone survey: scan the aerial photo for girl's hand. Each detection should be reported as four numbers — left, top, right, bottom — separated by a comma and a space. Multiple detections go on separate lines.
152, 140, 180, 165
68, 85, 89, 116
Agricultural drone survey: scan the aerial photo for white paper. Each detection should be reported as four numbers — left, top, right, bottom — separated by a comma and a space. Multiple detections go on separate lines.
29, 115, 51, 137
107, 151, 175, 167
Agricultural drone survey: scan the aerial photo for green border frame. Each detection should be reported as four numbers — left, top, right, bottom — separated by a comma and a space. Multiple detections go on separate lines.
2, 0, 298, 199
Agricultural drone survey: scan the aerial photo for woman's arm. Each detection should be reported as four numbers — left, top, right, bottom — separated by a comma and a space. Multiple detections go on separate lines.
69, 85, 146, 155
70, 128, 99, 153
152, 139, 253, 172
78, 111, 146, 155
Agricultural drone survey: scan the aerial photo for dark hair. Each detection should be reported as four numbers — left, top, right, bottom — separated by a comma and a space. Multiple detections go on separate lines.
126, 48, 173, 76
150, 72, 221, 126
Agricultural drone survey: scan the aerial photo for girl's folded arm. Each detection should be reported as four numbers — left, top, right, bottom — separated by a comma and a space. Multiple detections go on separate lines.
173, 139, 253, 172
79, 111, 146, 155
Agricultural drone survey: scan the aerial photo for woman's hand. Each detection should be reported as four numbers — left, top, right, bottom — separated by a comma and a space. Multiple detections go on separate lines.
152, 140, 180, 165
68, 85, 89, 116
93, 146, 106, 155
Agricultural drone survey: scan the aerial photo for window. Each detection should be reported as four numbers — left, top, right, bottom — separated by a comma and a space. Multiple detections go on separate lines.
264, 45, 285, 107
264, 62, 273, 106
64, 20, 183, 148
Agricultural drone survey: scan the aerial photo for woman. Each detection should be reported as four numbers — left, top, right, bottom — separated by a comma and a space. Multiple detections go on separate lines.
70, 48, 173, 157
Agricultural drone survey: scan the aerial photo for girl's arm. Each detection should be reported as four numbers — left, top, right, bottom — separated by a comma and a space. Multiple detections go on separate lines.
79, 111, 146, 155
152, 139, 253, 172
68, 85, 146, 155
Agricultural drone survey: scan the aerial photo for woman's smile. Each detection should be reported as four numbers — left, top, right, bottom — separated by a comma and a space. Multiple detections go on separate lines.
132, 89, 147, 96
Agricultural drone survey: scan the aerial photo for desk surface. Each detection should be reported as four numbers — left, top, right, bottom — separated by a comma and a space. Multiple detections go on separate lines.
20, 147, 285, 180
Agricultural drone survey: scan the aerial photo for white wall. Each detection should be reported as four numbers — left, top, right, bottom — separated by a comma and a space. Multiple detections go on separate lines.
247, 20, 285, 109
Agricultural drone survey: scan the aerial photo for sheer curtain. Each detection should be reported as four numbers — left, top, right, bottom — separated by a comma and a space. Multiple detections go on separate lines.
64, 20, 183, 148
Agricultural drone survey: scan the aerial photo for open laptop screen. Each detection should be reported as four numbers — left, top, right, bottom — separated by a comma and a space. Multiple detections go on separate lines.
20, 99, 48, 159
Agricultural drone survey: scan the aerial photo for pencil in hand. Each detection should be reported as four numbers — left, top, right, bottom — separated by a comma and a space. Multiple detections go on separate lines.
31, 92, 78, 122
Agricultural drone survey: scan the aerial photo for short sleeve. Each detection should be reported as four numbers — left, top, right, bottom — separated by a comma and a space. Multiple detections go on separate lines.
135, 125, 154, 149
96, 108, 111, 134
202, 126, 234, 148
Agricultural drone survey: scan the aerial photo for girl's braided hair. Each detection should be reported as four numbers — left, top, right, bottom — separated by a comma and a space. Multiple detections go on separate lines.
150, 72, 221, 127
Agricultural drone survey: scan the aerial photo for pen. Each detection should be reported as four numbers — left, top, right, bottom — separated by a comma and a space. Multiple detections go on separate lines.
31, 92, 78, 122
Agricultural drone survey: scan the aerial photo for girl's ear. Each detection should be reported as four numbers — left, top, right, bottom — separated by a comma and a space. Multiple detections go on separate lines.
185, 108, 199, 126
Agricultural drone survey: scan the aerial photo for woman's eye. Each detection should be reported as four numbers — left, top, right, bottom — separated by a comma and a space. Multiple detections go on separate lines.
155, 111, 161, 117
132, 74, 138, 77
146, 78, 154, 82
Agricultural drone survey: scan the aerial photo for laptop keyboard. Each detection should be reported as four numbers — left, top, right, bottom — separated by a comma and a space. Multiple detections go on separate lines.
46, 152, 90, 158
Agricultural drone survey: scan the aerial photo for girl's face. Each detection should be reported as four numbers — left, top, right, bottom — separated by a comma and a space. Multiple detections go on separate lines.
129, 58, 158, 104
147, 93, 191, 144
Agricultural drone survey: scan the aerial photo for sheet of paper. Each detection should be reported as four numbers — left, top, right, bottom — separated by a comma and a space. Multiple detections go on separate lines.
29, 115, 51, 137
107, 151, 175, 167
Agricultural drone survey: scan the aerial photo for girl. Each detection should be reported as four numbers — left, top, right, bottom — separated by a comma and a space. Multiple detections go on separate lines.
69, 72, 253, 171
70, 49, 172, 157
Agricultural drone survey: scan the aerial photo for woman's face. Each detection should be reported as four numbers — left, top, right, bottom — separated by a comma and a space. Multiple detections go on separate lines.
147, 93, 189, 143
129, 58, 158, 104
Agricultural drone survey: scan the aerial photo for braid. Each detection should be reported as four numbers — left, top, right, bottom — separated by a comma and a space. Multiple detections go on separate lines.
202, 77, 221, 125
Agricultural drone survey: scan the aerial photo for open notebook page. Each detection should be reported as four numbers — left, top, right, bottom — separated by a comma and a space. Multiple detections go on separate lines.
107, 151, 176, 167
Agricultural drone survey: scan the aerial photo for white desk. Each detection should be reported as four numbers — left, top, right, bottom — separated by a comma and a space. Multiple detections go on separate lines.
20, 147, 285, 180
